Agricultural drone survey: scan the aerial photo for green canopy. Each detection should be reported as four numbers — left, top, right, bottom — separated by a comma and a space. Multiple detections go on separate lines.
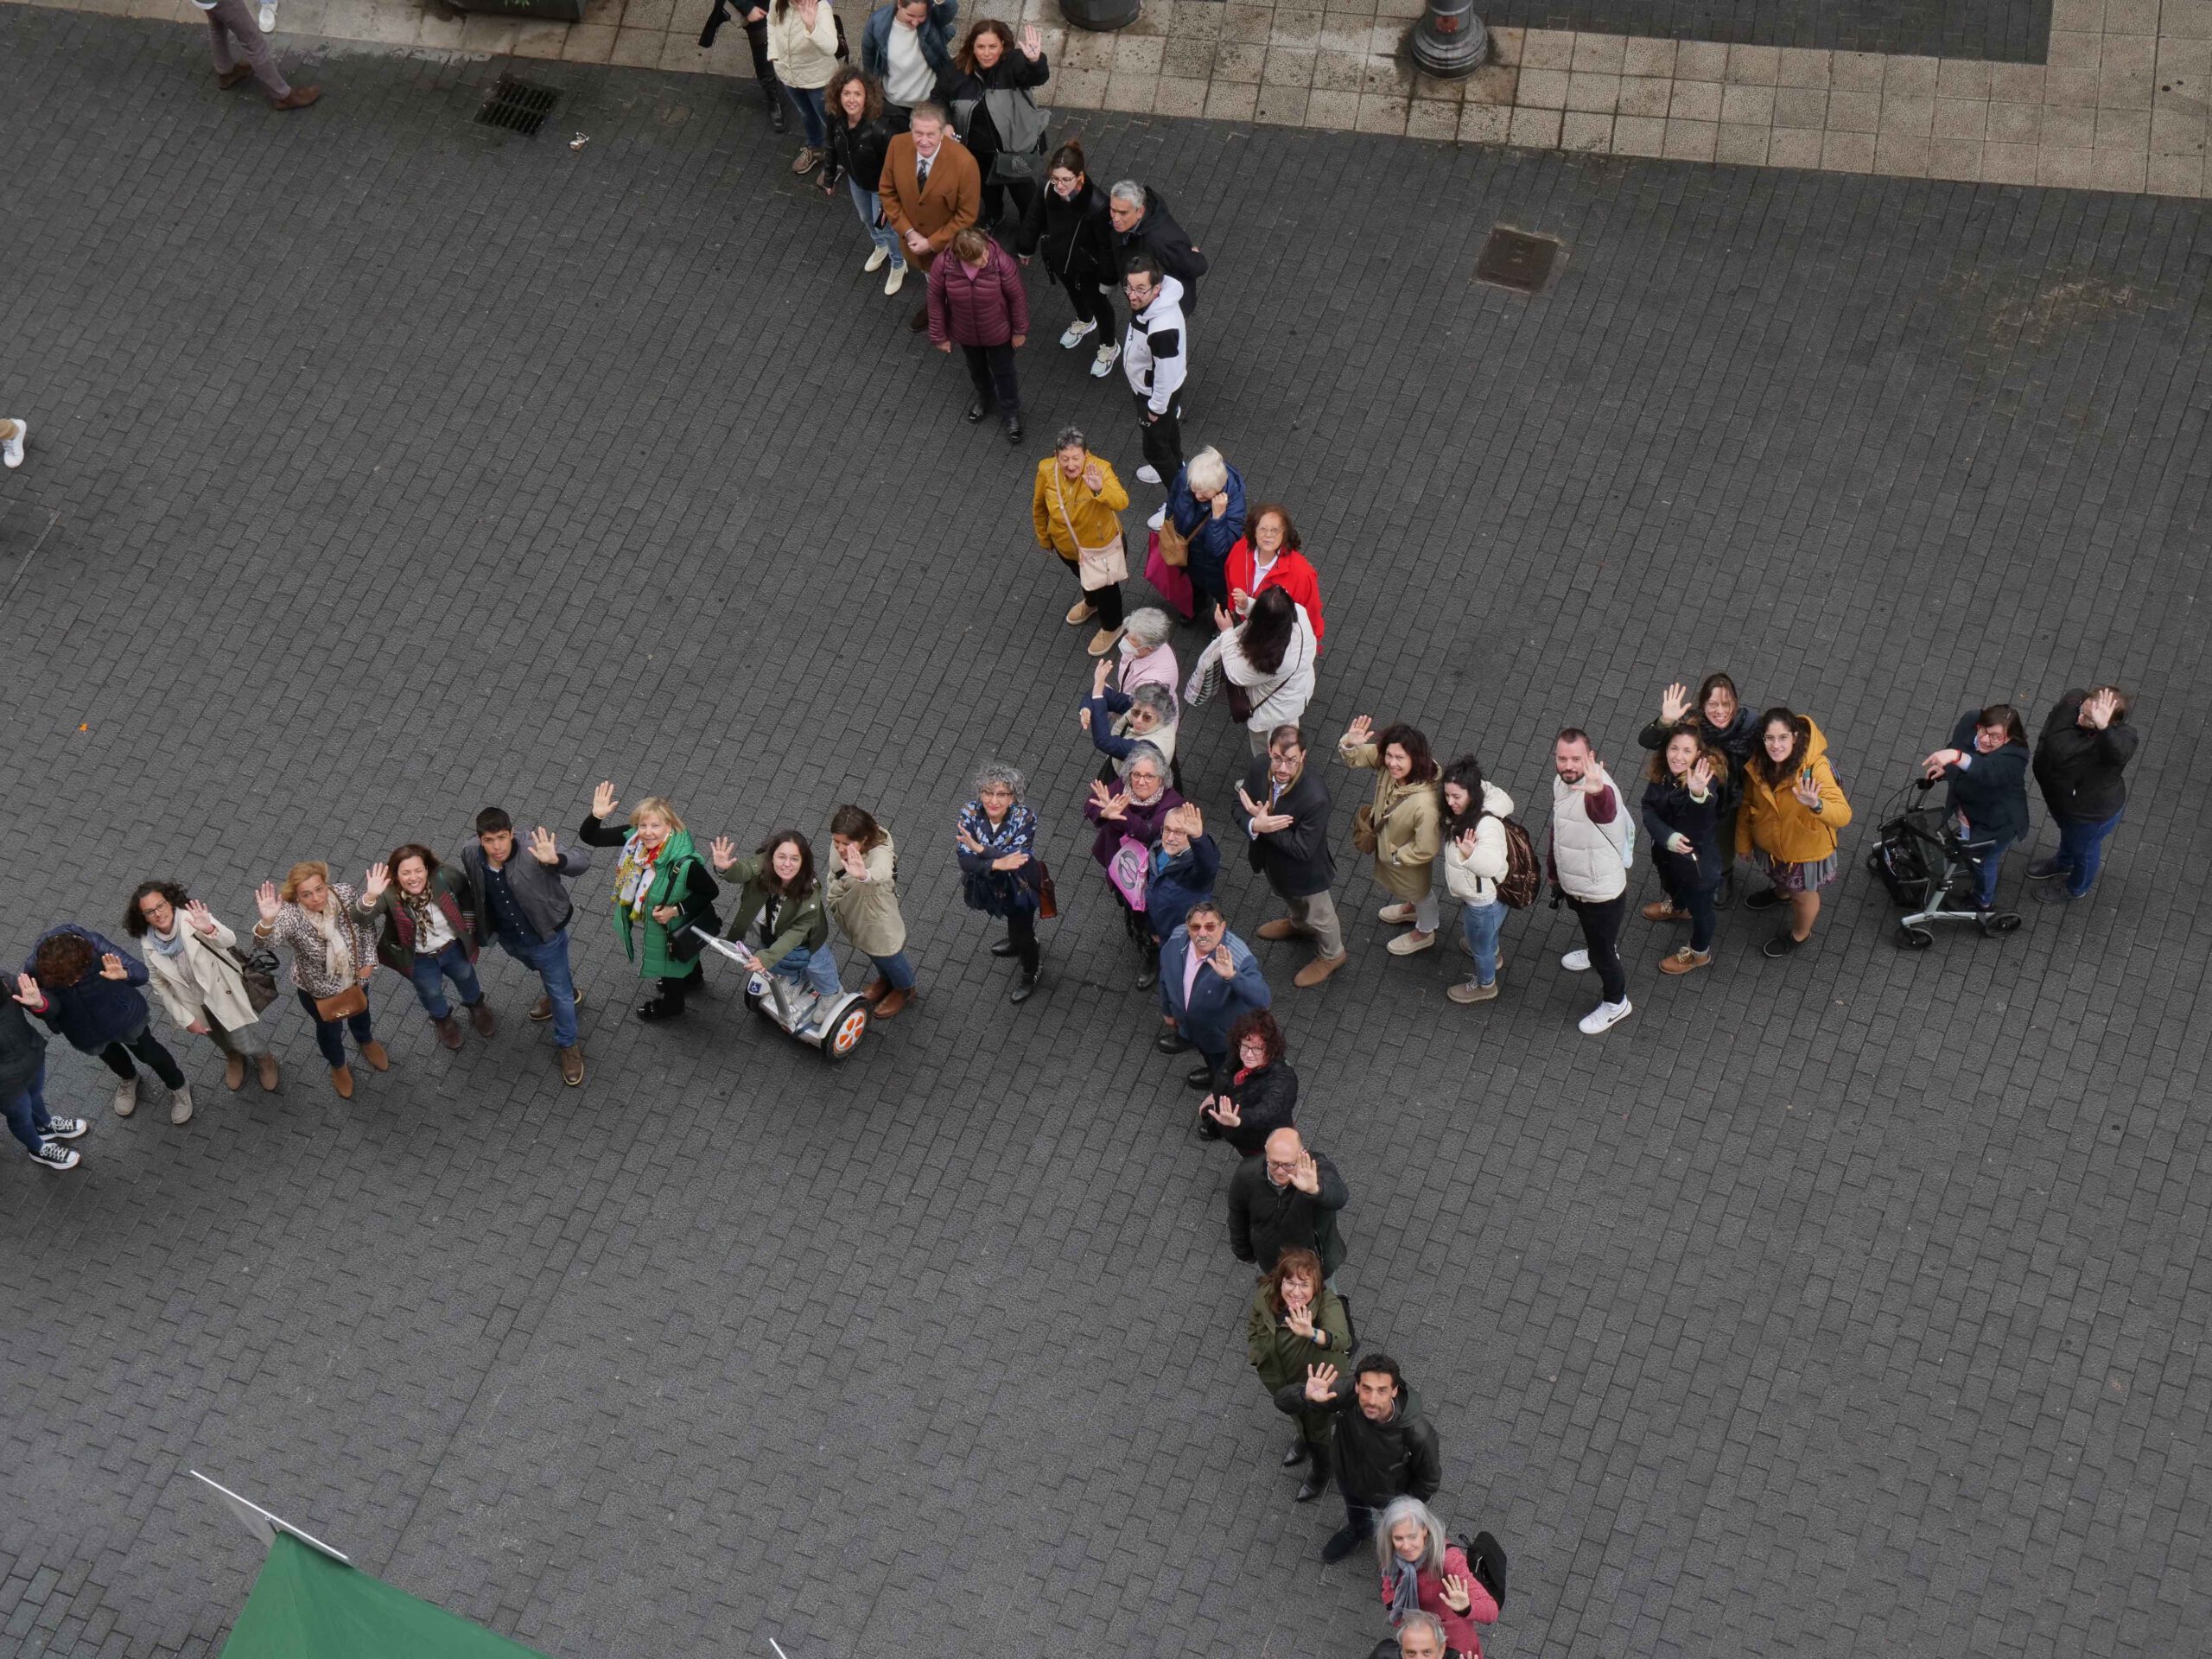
220, 1532, 551, 1659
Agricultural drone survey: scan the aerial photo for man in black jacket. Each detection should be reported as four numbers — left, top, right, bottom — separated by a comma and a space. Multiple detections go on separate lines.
1108, 180, 1207, 315
1238, 725, 1346, 988
1278, 1352, 1442, 1563
2028, 685, 2139, 902
1230, 1127, 1349, 1275
461, 808, 593, 1086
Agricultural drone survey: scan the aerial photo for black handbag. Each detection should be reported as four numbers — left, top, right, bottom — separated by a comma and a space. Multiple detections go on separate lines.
219, 940, 283, 1014
660, 861, 722, 963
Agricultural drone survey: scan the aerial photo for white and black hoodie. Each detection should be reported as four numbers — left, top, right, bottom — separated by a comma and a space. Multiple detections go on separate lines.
1122, 274, 1188, 416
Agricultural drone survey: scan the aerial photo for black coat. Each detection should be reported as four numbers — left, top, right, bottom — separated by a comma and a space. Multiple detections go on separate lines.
1940, 711, 2032, 844
1114, 185, 1207, 313
1228, 1149, 1348, 1276
1243, 755, 1335, 900
1017, 176, 1118, 286
2033, 690, 2139, 822
1273, 1377, 1442, 1507
824, 110, 896, 191
1641, 775, 1723, 893
1202, 1059, 1297, 1156
0, 996, 48, 1101
944, 52, 1049, 181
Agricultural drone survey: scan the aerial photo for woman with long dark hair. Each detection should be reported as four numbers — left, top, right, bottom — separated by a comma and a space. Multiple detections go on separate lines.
1205, 584, 1318, 757
1439, 753, 1515, 1005
1637, 671, 1759, 906
1641, 728, 1729, 976
1016, 138, 1122, 377
944, 18, 1049, 227
713, 829, 842, 1014
1338, 716, 1444, 955
823, 68, 907, 289
1738, 708, 1853, 957
765, 0, 845, 176
828, 805, 917, 1019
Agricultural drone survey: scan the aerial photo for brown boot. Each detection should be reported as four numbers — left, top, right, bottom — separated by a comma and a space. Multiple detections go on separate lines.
467, 1001, 496, 1037
860, 977, 890, 1004
359, 1039, 391, 1071
529, 994, 554, 1022
1293, 950, 1348, 989
1641, 900, 1686, 923
435, 1015, 463, 1050
257, 1053, 281, 1091
558, 1045, 585, 1086
1255, 918, 1311, 942
217, 64, 253, 88
1658, 946, 1713, 976
272, 86, 322, 111
224, 1052, 247, 1090
874, 986, 912, 1020
330, 1065, 354, 1099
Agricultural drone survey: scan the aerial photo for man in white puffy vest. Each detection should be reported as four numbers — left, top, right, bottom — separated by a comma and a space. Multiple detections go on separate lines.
1548, 728, 1633, 1034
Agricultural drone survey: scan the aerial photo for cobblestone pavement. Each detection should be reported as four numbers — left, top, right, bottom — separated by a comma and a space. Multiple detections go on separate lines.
3, 12, 2210, 1657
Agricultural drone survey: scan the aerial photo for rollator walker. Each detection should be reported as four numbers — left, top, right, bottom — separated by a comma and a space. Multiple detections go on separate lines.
1866, 777, 2024, 950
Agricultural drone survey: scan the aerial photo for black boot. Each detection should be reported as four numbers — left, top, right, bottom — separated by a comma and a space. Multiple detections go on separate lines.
1282, 1436, 1308, 1467
1008, 963, 1040, 1004
762, 80, 787, 133
1297, 1442, 1331, 1503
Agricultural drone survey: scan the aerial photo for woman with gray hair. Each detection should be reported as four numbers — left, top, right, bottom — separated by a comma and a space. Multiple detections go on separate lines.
1032, 423, 1129, 657
1082, 658, 1179, 786
955, 761, 1046, 1002
1084, 742, 1184, 977
1160, 445, 1246, 619
1373, 1497, 1498, 1659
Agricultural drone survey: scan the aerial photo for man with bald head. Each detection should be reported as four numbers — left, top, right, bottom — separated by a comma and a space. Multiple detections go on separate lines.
1229, 1126, 1349, 1281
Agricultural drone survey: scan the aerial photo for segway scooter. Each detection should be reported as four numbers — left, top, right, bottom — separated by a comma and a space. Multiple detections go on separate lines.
696, 932, 871, 1061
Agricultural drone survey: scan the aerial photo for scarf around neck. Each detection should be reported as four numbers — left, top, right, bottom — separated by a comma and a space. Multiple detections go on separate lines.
147, 924, 188, 960
1387, 1554, 1421, 1625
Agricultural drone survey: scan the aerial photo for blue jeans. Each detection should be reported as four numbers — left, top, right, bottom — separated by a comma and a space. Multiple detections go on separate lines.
1459, 899, 1504, 987
773, 944, 842, 999
297, 988, 374, 1069
2051, 810, 2124, 897
869, 949, 917, 991
406, 941, 484, 1021
784, 83, 827, 148
499, 926, 578, 1047
3, 1060, 52, 1153
849, 179, 904, 267
1967, 830, 2018, 909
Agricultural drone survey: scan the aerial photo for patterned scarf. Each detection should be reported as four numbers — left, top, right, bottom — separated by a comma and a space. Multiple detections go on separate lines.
402, 887, 442, 944
614, 836, 664, 921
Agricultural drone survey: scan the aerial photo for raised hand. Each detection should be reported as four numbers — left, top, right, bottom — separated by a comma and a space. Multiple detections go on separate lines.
1290, 1152, 1321, 1195
1791, 771, 1824, 809
255, 880, 282, 924
12, 972, 46, 1008
1099, 791, 1130, 822
1284, 1303, 1315, 1340
709, 835, 739, 872
1455, 827, 1478, 858
529, 826, 562, 866
1019, 20, 1042, 56
1344, 715, 1373, 748
185, 899, 220, 935
1182, 805, 1203, 835
839, 840, 868, 880
2084, 688, 2119, 729
1688, 756, 1715, 797
1208, 944, 1236, 978
99, 952, 128, 981
1303, 1362, 1339, 1402
1093, 656, 1114, 696
1660, 680, 1692, 724
591, 780, 620, 819
1205, 1095, 1241, 1128
363, 861, 391, 903
1440, 1573, 1474, 1614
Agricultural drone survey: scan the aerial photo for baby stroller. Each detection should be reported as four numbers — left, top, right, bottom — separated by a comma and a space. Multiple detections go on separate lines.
1866, 778, 2023, 948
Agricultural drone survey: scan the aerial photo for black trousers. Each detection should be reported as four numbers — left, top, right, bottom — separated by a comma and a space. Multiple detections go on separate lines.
741, 17, 777, 89
1058, 271, 1115, 336
98, 1025, 187, 1090
962, 343, 1021, 416
1569, 893, 1629, 1004
1136, 395, 1184, 479
1004, 908, 1039, 975
982, 176, 1040, 232
1073, 558, 1124, 628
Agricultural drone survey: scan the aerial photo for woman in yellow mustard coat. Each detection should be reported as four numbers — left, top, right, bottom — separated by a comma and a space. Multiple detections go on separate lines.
1737, 709, 1853, 959
1033, 424, 1129, 657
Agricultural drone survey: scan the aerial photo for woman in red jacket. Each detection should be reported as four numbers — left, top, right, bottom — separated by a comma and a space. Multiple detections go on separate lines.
928, 226, 1029, 444
1375, 1497, 1499, 1658
1224, 503, 1325, 650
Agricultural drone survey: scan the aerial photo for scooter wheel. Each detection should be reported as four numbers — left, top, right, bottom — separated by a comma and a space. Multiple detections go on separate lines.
1980, 911, 2023, 937
1897, 925, 1935, 950
822, 1003, 868, 1060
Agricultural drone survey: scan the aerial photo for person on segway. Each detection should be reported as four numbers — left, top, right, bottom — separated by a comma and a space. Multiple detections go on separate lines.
709, 830, 841, 1029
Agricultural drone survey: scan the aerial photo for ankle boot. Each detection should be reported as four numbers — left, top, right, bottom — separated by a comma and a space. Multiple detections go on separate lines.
1296, 1441, 1332, 1503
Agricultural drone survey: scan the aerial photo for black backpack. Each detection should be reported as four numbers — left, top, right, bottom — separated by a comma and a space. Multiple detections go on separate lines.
1460, 1532, 1509, 1611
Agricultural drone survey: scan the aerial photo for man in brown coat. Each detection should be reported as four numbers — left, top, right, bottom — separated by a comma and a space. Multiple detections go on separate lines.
879, 102, 981, 333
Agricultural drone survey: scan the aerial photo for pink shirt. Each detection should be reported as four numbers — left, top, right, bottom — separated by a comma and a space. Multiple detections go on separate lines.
1181, 940, 1206, 1009
1118, 641, 1179, 702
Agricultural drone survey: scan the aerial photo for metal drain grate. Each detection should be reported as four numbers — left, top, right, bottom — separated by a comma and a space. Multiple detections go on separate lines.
475, 76, 560, 137
1474, 226, 1561, 294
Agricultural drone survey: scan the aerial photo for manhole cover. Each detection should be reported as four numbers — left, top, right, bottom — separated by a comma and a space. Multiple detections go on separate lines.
1475, 226, 1561, 294
475, 76, 560, 137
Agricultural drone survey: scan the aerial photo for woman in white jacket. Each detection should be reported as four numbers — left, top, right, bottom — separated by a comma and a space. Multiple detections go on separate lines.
123, 881, 280, 1092
1440, 755, 1514, 1006
1206, 585, 1318, 756
766, 0, 845, 176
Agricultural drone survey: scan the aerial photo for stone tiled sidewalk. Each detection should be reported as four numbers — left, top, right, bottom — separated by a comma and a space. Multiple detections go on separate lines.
8, 0, 2211, 193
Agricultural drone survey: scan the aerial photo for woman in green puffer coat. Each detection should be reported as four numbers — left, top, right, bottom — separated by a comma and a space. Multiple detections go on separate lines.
1246, 1244, 1353, 1505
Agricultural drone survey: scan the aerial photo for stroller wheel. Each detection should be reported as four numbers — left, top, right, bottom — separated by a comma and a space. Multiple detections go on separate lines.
1897, 925, 1935, 950
1979, 911, 2023, 938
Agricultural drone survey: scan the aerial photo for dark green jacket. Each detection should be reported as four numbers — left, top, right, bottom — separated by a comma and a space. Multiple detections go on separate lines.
717, 855, 830, 970
1246, 1281, 1352, 1395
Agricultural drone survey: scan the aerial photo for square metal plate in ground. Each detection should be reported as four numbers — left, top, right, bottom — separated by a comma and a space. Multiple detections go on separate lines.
1475, 227, 1561, 294
475, 77, 560, 137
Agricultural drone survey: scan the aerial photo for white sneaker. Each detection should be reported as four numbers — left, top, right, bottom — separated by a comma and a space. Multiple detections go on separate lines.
1561, 949, 1591, 972
112, 1076, 139, 1117
864, 246, 890, 275
1, 419, 24, 469
1059, 317, 1096, 349
1579, 998, 1633, 1035
1135, 464, 1162, 485
884, 264, 906, 296
170, 1084, 195, 1127
1147, 504, 1166, 530
258, 0, 276, 28
1091, 340, 1121, 378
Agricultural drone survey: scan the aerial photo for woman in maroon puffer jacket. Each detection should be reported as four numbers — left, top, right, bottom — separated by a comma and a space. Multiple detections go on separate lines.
928, 226, 1030, 445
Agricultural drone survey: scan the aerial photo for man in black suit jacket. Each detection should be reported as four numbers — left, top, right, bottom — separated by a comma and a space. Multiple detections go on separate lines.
1236, 725, 1344, 988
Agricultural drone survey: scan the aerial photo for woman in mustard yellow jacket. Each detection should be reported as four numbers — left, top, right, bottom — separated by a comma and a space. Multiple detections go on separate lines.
1737, 709, 1853, 958
1033, 425, 1129, 657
